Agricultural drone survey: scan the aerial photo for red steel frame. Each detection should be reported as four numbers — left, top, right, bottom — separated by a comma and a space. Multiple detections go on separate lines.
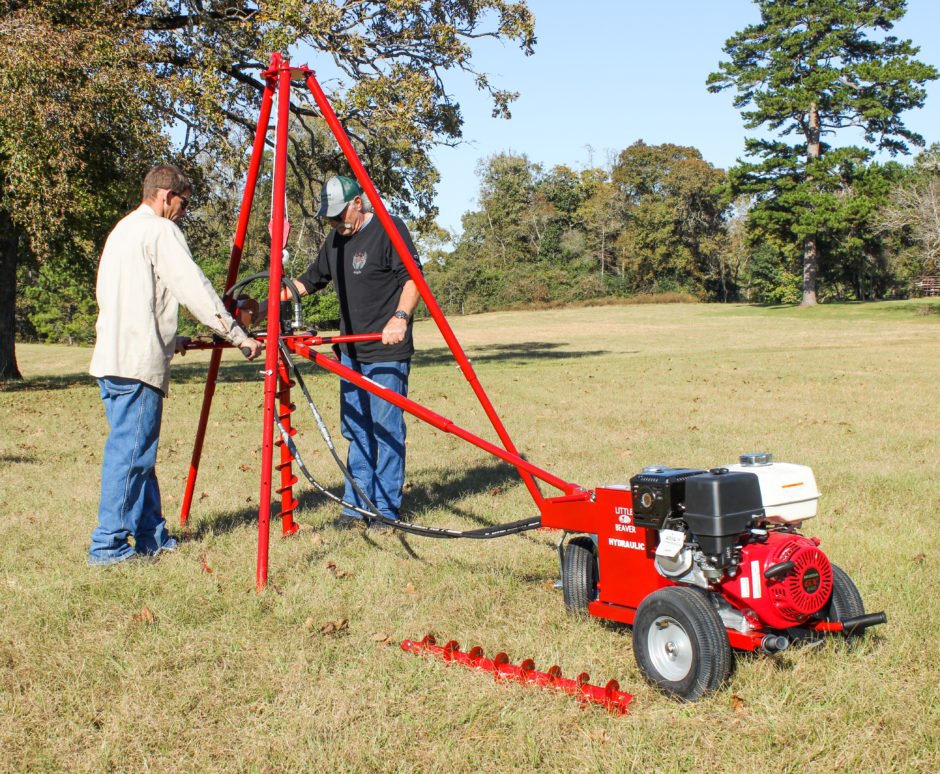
179, 54, 581, 590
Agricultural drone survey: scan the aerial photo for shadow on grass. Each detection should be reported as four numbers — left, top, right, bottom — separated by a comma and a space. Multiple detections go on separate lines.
183, 485, 349, 540
414, 341, 612, 368
1, 373, 95, 393
405, 460, 533, 521
169, 358, 275, 386
185, 501, 258, 540
0, 453, 39, 464
0, 359, 268, 393
390, 460, 550, 560
185, 458, 534, 542
1, 340, 614, 394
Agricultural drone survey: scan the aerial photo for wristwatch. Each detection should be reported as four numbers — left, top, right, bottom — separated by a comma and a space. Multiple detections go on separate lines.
392, 310, 410, 321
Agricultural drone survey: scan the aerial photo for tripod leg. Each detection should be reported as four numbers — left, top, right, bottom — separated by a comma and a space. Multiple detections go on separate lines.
257, 58, 292, 591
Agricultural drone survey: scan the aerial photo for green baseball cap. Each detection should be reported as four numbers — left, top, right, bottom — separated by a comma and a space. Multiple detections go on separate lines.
318, 175, 363, 217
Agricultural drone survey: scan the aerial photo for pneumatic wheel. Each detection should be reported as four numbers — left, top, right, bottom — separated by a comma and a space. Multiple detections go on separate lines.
562, 536, 598, 615
632, 586, 732, 701
821, 564, 866, 642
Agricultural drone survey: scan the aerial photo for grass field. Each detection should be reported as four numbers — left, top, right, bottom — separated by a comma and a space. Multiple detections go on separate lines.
2, 300, 939, 772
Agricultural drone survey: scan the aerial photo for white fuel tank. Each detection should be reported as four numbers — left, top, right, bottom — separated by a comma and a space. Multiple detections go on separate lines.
727, 453, 820, 525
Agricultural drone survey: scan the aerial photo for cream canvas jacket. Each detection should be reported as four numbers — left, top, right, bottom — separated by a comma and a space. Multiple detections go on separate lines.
89, 204, 248, 395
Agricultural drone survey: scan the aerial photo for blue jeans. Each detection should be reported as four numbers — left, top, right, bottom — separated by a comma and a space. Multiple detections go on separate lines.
89, 377, 173, 564
339, 355, 410, 520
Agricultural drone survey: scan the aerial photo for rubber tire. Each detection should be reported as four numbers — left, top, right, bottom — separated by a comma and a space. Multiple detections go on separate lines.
562, 536, 598, 615
633, 586, 732, 702
821, 564, 866, 642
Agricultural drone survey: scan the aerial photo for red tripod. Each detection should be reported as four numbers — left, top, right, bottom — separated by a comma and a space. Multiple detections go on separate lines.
179, 54, 578, 590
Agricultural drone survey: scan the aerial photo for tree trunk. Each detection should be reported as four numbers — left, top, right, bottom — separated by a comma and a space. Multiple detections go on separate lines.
802, 103, 821, 307
0, 209, 22, 380
802, 235, 819, 306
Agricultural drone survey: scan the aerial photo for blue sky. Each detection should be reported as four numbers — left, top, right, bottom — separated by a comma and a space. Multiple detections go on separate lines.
428, 0, 940, 235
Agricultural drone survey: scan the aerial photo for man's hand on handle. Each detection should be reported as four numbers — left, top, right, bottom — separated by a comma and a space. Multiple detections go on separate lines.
382, 281, 418, 346
174, 336, 191, 355
382, 315, 408, 346
240, 337, 264, 360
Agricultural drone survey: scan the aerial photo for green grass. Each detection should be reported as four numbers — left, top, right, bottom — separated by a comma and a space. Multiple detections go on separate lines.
2, 301, 939, 772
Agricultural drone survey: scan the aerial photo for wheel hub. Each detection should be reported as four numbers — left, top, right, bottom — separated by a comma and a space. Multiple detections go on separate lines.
648, 615, 693, 681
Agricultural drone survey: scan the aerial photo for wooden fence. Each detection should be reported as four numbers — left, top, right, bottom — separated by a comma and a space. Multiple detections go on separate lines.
917, 276, 940, 296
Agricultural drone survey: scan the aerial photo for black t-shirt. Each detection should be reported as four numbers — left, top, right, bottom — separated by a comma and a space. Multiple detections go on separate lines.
297, 214, 419, 363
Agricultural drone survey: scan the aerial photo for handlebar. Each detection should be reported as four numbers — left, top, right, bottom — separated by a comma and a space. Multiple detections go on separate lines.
185, 332, 384, 352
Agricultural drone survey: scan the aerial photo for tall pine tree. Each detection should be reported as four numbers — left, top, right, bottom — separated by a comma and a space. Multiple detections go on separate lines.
708, 0, 937, 305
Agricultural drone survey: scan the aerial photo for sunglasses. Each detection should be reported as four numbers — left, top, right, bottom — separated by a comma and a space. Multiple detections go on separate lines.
171, 190, 190, 209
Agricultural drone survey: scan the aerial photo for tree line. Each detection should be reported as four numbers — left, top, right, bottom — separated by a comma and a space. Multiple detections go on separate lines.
422, 140, 940, 313
2, 1, 938, 380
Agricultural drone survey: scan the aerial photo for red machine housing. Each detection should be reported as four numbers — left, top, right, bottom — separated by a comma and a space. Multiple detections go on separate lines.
542, 486, 670, 624
541, 481, 841, 649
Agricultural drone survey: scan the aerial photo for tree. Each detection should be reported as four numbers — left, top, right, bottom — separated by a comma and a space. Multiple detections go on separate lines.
576, 168, 622, 280
735, 145, 906, 301
708, 0, 937, 305
473, 152, 542, 268
429, 154, 615, 312
874, 145, 940, 284
0, 0, 536, 379
534, 164, 585, 263
717, 196, 754, 301
611, 141, 727, 295
431, 153, 543, 311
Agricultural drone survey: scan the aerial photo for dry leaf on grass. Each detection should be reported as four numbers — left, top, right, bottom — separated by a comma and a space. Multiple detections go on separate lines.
303, 617, 314, 631
731, 694, 746, 712
326, 561, 348, 578
913, 552, 926, 564
319, 619, 348, 636
404, 583, 416, 594
133, 606, 155, 625
371, 632, 392, 645
239, 463, 251, 472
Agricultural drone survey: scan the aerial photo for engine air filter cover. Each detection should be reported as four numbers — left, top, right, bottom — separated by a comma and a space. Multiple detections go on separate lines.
683, 469, 764, 555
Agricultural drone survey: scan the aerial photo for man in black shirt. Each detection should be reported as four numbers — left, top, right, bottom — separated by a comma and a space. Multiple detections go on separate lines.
290, 176, 420, 527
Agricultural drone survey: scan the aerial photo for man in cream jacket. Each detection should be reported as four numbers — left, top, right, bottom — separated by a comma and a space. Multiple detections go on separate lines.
88, 164, 262, 565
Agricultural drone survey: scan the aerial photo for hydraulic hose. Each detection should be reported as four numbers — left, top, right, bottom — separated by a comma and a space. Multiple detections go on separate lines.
278, 342, 542, 540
